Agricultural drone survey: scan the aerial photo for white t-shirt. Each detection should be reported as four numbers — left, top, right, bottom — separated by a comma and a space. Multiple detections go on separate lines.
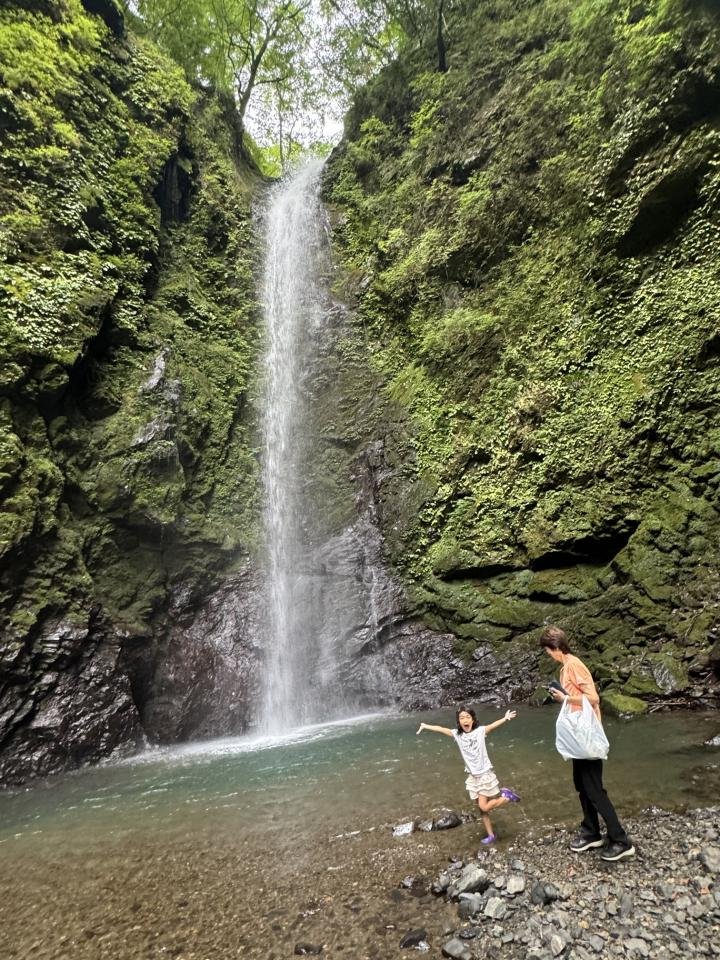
453, 727, 492, 776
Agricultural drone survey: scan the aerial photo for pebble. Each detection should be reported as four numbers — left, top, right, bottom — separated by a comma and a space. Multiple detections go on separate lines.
625, 938, 650, 956
441, 936, 472, 960
506, 874, 526, 895
700, 847, 720, 873
416, 808, 720, 960
294, 944, 323, 956
393, 821, 415, 838
484, 896, 507, 920
399, 928, 429, 949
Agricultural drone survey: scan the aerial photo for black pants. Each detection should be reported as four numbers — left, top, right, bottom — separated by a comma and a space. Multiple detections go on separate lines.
572, 758, 628, 844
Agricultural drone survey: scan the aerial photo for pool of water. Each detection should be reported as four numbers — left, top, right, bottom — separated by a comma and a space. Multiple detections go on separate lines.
1, 706, 718, 959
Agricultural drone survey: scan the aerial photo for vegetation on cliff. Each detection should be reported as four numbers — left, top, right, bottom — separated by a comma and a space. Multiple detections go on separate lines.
0, 0, 261, 778
325, 0, 720, 703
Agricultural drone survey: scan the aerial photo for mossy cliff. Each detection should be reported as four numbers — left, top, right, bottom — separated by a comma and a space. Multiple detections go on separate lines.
324, 0, 720, 708
0, 0, 263, 781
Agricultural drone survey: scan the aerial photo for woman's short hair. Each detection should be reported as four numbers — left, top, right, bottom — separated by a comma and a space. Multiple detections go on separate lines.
455, 705, 478, 733
539, 625, 572, 654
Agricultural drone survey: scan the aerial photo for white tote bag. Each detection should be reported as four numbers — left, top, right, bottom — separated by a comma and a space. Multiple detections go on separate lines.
555, 696, 609, 761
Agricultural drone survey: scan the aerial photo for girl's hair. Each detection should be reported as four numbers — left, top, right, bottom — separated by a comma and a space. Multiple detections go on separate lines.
539, 625, 572, 654
455, 705, 478, 733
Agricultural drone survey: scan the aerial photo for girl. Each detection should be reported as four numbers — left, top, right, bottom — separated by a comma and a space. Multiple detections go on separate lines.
417, 705, 521, 844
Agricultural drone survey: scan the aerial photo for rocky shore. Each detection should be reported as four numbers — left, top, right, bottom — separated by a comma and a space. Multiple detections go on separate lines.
388, 807, 720, 960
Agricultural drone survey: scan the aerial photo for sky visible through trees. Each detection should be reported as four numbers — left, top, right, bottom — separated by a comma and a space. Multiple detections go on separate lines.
123, 0, 459, 168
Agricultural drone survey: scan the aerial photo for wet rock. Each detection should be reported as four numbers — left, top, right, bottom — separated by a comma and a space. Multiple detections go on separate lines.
448, 864, 490, 899
457, 893, 484, 919
418, 819, 435, 832
434, 811, 463, 831
705, 735, 720, 747
393, 821, 416, 838
458, 927, 479, 939
294, 944, 323, 956
432, 871, 453, 895
399, 929, 429, 949
441, 937, 472, 960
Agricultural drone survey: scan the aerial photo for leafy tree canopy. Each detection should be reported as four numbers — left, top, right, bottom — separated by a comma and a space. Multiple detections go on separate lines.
125, 0, 466, 164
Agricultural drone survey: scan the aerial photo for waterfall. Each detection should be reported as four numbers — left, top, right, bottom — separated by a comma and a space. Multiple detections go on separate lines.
259, 159, 339, 733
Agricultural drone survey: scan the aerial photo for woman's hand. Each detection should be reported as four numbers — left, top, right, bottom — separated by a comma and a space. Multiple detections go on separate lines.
550, 688, 566, 702
504, 710, 517, 721
416, 723, 426, 734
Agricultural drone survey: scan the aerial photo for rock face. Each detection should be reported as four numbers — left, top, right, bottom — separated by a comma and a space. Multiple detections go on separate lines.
323, 0, 720, 709
0, 0, 264, 782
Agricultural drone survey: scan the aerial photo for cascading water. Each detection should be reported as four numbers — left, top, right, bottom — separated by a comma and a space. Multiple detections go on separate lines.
259, 159, 343, 734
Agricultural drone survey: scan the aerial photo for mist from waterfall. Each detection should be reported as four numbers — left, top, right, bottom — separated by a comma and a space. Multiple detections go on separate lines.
259, 159, 346, 734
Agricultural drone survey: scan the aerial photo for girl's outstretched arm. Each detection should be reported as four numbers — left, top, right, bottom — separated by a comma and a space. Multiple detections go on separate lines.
484, 709, 517, 734
416, 722, 454, 737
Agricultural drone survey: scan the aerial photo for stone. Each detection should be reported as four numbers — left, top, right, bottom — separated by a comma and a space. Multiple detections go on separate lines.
432, 871, 453, 895
587, 935, 606, 953
448, 864, 490, 899
399, 929, 429, 949
619, 894, 634, 918
294, 945, 323, 956
700, 847, 720, 873
601, 692, 648, 717
506, 874, 526, 895
441, 937, 472, 960
625, 939, 650, 957
687, 899, 708, 918
457, 893, 483, 919
484, 897, 507, 920
550, 933, 568, 957
418, 818, 435, 832
393, 821, 416, 838
531, 882, 561, 906
434, 810, 463, 831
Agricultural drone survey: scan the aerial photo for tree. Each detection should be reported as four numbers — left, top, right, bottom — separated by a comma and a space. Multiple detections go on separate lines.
131, 0, 311, 133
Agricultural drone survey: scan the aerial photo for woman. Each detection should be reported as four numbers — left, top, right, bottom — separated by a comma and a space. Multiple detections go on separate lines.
540, 625, 635, 862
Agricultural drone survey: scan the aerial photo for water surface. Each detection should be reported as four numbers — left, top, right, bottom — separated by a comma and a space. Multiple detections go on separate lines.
1, 707, 718, 959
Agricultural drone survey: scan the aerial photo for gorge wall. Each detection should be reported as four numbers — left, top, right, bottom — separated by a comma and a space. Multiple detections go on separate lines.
0, 0, 266, 781
2, 0, 720, 784
322, 0, 720, 716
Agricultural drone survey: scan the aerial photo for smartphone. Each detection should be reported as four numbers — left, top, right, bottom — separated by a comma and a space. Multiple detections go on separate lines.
546, 680, 568, 695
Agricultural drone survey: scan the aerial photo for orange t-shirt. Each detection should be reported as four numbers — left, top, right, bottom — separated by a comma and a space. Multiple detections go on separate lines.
560, 654, 601, 720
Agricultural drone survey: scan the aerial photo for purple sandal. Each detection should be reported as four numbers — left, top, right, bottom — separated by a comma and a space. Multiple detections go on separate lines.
501, 787, 521, 803
480, 834, 496, 845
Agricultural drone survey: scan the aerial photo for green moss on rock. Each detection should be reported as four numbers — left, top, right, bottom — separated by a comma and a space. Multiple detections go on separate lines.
326, 0, 720, 690
601, 691, 649, 717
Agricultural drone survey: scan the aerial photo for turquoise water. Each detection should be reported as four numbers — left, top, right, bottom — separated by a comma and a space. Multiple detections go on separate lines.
1, 706, 718, 850
1, 707, 718, 960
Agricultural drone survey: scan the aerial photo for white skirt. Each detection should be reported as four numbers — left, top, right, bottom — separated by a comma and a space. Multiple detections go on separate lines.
465, 768, 500, 799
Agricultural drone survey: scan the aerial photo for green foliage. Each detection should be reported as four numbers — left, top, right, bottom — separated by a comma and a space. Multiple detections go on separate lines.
326, 0, 720, 670
0, 1, 261, 647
